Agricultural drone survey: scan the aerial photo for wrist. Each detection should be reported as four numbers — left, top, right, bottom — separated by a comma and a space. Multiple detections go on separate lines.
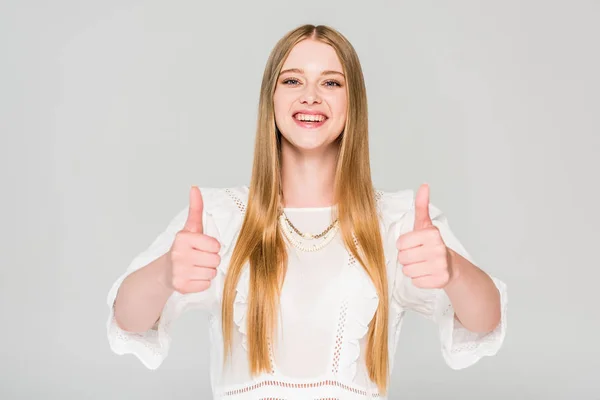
154, 252, 174, 291
446, 247, 462, 287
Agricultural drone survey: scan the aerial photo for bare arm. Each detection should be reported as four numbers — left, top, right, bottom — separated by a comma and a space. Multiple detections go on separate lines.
113, 252, 173, 333
444, 248, 501, 333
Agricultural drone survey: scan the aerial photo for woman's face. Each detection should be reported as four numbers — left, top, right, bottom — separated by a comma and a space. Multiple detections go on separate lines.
273, 39, 347, 153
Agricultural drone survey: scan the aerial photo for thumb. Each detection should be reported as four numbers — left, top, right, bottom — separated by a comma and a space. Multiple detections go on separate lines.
183, 186, 204, 233
413, 183, 433, 230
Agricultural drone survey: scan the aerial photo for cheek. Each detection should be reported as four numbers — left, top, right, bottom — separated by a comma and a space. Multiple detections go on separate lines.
330, 92, 347, 119
330, 94, 348, 128
273, 92, 291, 124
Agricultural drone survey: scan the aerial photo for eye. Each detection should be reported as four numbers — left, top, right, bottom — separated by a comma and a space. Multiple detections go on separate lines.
324, 80, 342, 87
282, 78, 301, 85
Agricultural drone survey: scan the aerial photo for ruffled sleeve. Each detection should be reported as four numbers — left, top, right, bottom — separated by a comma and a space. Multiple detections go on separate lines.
106, 186, 245, 369
379, 189, 508, 370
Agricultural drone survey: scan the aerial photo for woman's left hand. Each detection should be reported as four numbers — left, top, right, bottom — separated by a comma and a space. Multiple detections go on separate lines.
396, 183, 456, 289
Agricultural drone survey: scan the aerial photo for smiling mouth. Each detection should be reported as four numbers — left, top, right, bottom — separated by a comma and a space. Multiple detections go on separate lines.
293, 112, 328, 122
292, 113, 328, 129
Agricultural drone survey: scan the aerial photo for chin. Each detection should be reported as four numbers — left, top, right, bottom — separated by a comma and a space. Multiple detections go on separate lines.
290, 138, 327, 152
286, 133, 339, 153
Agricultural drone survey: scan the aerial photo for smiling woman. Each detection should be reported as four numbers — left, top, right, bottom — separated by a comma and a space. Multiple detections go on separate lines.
107, 24, 507, 400
274, 40, 348, 151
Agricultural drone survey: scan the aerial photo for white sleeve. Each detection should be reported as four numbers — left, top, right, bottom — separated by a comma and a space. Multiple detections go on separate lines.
106, 192, 220, 369
390, 199, 508, 370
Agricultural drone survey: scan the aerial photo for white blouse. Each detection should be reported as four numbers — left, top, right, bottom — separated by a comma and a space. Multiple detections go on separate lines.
106, 186, 507, 399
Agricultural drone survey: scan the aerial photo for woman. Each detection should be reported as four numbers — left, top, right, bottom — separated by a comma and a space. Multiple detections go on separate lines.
107, 24, 507, 399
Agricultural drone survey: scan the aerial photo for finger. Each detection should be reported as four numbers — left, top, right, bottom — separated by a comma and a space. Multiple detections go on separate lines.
188, 266, 218, 281
396, 228, 442, 251
190, 250, 221, 269
183, 186, 204, 233
175, 279, 211, 294
413, 183, 433, 230
401, 262, 431, 279
411, 274, 446, 289
397, 245, 429, 266
177, 231, 221, 253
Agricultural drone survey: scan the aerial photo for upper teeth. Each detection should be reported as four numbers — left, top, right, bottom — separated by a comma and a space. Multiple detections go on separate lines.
295, 113, 326, 122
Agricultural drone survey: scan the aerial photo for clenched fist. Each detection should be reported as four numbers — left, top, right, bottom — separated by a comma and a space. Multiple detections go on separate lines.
396, 183, 455, 289
164, 186, 221, 294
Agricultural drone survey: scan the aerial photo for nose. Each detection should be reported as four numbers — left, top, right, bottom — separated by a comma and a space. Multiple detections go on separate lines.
299, 84, 321, 105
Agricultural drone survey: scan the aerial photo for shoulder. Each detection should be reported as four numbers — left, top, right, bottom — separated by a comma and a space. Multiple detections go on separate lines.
196, 185, 249, 215
168, 185, 248, 222
375, 187, 444, 228
194, 185, 248, 253
375, 188, 414, 224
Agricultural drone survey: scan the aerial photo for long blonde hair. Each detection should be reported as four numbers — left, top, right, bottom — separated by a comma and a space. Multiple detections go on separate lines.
221, 24, 389, 394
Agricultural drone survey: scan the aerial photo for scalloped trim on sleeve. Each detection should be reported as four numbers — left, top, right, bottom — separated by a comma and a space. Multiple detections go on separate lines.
106, 281, 190, 369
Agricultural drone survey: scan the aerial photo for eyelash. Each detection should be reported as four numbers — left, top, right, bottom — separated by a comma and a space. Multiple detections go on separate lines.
281, 78, 342, 87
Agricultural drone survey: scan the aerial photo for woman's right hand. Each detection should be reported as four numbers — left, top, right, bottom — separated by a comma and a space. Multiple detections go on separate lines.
164, 186, 221, 294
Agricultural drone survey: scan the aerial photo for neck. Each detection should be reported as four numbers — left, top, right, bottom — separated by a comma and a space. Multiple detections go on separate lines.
280, 139, 339, 208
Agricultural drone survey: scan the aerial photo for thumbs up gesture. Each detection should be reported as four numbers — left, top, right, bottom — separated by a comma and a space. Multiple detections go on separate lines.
396, 184, 454, 289
164, 186, 222, 294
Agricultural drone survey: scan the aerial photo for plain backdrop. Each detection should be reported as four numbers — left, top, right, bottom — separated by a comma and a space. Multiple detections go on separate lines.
1, 1, 599, 399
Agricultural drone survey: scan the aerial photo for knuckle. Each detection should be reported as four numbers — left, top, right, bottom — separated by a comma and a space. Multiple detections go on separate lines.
411, 277, 423, 288
396, 253, 404, 264
170, 249, 183, 262
396, 235, 404, 249
436, 244, 447, 255
200, 280, 211, 291
201, 252, 220, 268
174, 230, 188, 243
176, 286, 190, 294
200, 268, 216, 279
171, 276, 186, 290
171, 242, 191, 259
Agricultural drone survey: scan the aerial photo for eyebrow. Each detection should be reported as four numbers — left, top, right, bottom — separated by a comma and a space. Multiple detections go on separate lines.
279, 68, 345, 78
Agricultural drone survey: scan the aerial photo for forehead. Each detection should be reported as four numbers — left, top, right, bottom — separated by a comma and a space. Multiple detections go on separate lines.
281, 39, 343, 73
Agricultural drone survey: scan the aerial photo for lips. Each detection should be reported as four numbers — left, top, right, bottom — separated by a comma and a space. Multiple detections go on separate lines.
292, 112, 328, 129
293, 109, 328, 121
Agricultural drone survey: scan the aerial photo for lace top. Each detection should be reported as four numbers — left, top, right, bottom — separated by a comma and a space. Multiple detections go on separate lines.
106, 186, 507, 399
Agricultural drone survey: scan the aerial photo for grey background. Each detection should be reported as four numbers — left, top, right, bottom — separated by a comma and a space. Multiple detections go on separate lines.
1, 0, 598, 399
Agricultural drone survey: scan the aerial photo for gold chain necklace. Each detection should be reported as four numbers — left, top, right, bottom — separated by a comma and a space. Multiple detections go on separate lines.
280, 212, 338, 239
278, 211, 339, 252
